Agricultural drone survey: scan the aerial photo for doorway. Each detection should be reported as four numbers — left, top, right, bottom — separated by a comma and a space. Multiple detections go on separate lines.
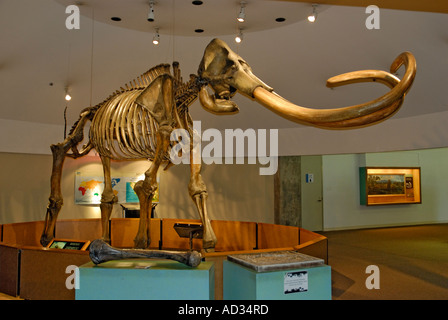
301, 155, 323, 231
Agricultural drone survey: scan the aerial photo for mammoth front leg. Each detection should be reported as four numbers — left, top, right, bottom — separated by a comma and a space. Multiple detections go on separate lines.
133, 179, 155, 249
133, 73, 175, 249
189, 162, 217, 252
133, 125, 171, 249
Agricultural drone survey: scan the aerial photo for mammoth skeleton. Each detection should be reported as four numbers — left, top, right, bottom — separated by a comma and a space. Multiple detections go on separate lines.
41, 39, 416, 259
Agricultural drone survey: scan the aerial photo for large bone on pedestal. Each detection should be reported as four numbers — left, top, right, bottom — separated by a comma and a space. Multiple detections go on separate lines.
89, 239, 202, 268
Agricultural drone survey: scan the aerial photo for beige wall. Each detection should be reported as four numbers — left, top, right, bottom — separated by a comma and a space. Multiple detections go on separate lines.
0, 152, 275, 225
0, 153, 51, 224
322, 148, 448, 230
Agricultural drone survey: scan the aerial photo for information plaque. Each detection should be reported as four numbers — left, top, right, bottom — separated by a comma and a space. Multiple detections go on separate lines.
46, 239, 91, 251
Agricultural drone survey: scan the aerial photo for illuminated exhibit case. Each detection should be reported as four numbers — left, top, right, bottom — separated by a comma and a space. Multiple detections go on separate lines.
359, 167, 421, 206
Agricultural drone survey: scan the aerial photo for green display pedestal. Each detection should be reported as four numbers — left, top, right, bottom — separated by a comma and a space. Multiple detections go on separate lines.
76, 259, 214, 300
223, 260, 331, 300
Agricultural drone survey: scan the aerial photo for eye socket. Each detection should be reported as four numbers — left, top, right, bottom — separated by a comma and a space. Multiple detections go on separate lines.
225, 59, 236, 71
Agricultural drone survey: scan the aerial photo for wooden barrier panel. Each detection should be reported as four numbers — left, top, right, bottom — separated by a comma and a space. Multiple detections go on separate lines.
257, 223, 299, 249
296, 228, 328, 264
55, 219, 102, 241
20, 247, 90, 300
0, 243, 21, 297
2, 221, 44, 246
299, 228, 324, 244
161, 218, 203, 250
211, 220, 257, 252
111, 218, 161, 249
295, 239, 328, 264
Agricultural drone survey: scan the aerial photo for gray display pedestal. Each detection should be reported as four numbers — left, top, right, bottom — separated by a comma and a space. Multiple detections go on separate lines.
223, 251, 331, 300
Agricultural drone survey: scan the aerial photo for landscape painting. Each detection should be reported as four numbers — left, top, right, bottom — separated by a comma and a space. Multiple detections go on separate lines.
367, 174, 405, 195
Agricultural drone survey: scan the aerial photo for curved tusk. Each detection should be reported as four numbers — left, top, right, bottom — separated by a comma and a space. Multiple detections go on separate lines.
312, 98, 404, 128
326, 70, 400, 89
314, 70, 402, 128
253, 52, 416, 129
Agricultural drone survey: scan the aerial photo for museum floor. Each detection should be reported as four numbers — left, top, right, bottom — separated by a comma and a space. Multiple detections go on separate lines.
321, 223, 448, 300
1, 223, 447, 300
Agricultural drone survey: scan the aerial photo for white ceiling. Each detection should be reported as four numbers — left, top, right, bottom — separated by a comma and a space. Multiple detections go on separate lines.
1, 0, 447, 135
55, 0, 325, 35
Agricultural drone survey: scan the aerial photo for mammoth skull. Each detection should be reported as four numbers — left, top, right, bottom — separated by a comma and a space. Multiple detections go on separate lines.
197, 38, 416, 129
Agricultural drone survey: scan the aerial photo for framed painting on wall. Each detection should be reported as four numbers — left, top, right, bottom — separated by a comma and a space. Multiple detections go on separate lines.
75, 172, 159, 205
359, 167, 421, 206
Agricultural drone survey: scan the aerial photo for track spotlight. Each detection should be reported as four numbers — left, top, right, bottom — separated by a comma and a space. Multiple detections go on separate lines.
148, 1, 155, 22
64, 87, 71, 101
235, 29, 243, 43
153, 28, 160, 45
237, 1, 246, 22
308, 4, 318, 23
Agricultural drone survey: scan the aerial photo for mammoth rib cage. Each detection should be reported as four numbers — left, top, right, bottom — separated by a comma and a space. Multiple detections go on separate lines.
90, 90, 168, 161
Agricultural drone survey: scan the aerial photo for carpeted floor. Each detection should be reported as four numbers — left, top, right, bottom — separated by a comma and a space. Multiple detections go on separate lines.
320, 224, 448, 300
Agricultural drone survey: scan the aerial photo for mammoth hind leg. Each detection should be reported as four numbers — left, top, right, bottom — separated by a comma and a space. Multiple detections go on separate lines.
41, 143, 67, 246
99, 155, 117, 244
41, 111, 91, 247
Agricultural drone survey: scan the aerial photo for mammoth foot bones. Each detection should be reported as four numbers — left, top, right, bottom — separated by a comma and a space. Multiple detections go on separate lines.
89, 239, 202, 268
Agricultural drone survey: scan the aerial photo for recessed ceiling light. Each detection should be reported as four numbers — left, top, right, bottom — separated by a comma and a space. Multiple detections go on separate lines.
192, 1, 203, 5
307, 4, 318, 22
276, 17, 286, 22
195, 29, 204, 33
111, 17, 121, 22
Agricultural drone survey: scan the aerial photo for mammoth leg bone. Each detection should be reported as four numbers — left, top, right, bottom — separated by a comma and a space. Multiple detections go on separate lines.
99, 155, 117, 244
134, 75, 175, 249
191, 189, 217, 252
188, 152, 217, 252
41, 112, 91, 247
133, 124, 172, 249
133, 74, 175, 249
40, 143, 67, 247
89, 239, 202, 268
